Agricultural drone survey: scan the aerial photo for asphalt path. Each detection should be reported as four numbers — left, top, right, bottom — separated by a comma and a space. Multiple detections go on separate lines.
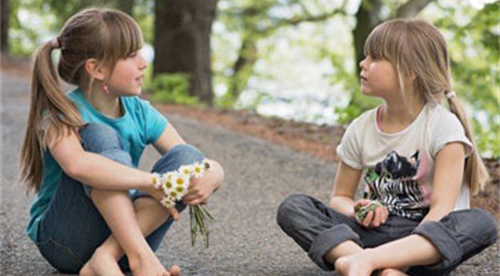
1, 69, 498, 275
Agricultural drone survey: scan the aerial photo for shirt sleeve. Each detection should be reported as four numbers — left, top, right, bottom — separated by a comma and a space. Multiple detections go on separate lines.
336, 118, 363, 170
138, 98, 169, 145
430, 111, 473, 158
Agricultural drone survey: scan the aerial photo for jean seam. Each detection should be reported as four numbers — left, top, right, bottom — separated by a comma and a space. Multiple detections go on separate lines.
454, 227, 494, 246
40, 238, 85, 267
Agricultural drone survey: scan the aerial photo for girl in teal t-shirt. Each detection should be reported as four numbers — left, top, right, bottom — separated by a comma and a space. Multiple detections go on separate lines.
19, 8, 224, 276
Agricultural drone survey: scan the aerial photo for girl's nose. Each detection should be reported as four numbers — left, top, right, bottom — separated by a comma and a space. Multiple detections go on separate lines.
359, 58, 367, 70
138, 53, 148, 70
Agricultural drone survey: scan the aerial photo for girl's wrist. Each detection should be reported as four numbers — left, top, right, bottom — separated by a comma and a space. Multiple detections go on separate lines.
143, 173, 159, 194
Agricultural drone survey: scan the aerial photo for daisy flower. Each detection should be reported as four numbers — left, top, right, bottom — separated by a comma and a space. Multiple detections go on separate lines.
151, 158, 215, 248
152, 173, 162, 189
160, 197, 174, 208
192, 162, 204, 178
179, 165, 193, 176
162, 178, 175, 195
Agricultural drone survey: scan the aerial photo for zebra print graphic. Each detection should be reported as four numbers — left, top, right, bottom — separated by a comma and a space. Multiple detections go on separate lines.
364, 151, 429, 221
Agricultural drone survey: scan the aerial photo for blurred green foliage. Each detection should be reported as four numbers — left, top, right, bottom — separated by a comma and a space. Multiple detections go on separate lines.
7, 0, 499, 156
147, 73, 199, 106
438, 2, 499, 157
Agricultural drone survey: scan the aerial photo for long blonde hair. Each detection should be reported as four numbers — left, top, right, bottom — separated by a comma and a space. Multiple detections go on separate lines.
363, 18, 489, 195
20, 8, 143, 192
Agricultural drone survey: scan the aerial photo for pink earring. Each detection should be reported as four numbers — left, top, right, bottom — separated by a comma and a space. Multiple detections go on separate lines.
101, 84, 109, 94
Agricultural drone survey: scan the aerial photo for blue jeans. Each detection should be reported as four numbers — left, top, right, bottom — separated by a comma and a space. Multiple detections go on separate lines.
277, 194, 498, 276
36, 123, 204, 273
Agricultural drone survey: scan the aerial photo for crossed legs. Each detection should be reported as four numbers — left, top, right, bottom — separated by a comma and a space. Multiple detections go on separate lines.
80, 191, 180, 276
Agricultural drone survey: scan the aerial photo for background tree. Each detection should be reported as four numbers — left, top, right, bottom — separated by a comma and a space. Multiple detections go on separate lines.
5, 0, 500, 156
1, 0, 10, 54
153, 0, 218, 105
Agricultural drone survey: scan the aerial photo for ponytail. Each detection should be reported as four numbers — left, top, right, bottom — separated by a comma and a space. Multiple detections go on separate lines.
19, 40, 83, 193
19, 8, 144, 193
446, 91, 489, 195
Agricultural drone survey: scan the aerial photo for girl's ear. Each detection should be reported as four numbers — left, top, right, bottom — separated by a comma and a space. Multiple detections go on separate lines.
409, 71, 417, 81
84, 58, 106, 81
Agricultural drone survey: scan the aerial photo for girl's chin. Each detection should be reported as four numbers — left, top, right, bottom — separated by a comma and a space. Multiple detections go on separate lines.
125, 89, 142, 96
360, 89, 370, 96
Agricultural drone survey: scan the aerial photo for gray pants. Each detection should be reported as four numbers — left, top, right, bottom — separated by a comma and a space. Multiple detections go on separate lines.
276, 194, 497, 276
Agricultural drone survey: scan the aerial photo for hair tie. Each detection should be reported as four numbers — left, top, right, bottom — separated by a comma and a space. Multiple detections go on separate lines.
445, 91, 456, 99
50, 38, 60, 49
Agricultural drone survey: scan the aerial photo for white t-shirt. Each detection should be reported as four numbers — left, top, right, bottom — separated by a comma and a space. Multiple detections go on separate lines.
336, 103, 473, 221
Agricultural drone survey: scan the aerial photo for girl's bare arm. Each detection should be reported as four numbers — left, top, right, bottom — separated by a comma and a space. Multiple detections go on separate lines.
49, 130, 155, 193
420, 142, 466, 224
152, 124, 186, 155
329, 161, 363, 218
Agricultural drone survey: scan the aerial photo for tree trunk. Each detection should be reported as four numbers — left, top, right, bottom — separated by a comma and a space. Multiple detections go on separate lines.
153, 0, 218, 105
119, 0, 135, 16
228, 35, 258, 102
353, 0, 384, 76
1, 0, 9, 54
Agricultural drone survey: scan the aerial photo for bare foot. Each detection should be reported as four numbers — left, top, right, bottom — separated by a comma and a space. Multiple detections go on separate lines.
79, 249, 125, 276
129, 252, 176, 276
169, 265, 181, 276
334, 251, 376, 276
379, 268, 410, 276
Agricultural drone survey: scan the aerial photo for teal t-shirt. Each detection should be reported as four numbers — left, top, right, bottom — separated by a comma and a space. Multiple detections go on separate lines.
26, 88, 168, 242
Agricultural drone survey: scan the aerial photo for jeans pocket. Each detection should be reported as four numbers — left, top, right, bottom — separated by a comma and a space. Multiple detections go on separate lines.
36, 238, 84, 274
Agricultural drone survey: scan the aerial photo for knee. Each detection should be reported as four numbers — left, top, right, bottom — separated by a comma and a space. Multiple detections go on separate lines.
168, 144, 204, 164
468, 209, 498, 245
446, 208, 498, 246
277, 193, 309, 228
152, 144, 205, 173
79, 123, 122, 153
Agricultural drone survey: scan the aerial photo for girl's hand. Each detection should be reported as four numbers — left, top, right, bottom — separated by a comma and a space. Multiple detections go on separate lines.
183, 175, 218, 205
183, 160, 223, 205
354, 199, 388, 229
144, 180, 179, 221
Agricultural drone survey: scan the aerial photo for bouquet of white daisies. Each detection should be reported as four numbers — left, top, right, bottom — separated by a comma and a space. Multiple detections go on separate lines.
152, 159, 214, 248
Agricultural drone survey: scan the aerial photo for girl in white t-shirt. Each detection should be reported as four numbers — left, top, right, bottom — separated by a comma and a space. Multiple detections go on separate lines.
277, 19, 497, 276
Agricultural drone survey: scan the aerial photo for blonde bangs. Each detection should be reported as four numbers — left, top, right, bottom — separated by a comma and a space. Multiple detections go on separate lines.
364, 21, 408, 65
108, 11, 144, 59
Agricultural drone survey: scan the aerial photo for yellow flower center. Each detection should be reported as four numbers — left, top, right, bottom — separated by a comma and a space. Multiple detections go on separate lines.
176, 178, 184, 185
170, 191, 177, 198
176, 187, 184, 193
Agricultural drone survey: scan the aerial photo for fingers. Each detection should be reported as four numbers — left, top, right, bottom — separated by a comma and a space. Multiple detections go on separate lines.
183, 191, 203, 203
183, 187, 209, 204
370, 207, 389, 228
355, 199, 371, 208
372, 207, 384, 227
361, 206, 389, 228
183, 196, 205, 206
362, 211, 374, 228
167, 206, 179, 221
